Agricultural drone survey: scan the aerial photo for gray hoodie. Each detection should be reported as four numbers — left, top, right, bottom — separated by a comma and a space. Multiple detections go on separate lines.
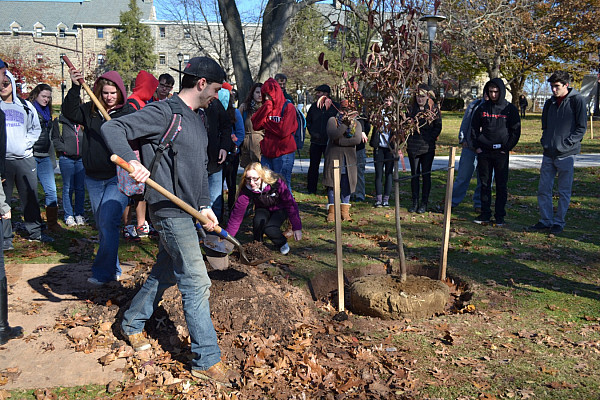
541, 87, 587, 159
0, 70, 41, 159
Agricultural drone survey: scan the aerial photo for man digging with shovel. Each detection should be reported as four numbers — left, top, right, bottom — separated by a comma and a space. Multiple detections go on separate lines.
100, 57, 240, 387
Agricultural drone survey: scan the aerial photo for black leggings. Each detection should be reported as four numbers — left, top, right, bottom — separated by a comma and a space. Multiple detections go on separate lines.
223, 153, 240, 212
408, 151, 435, 202
253, 208, 287, 247
374, 147, 394, 197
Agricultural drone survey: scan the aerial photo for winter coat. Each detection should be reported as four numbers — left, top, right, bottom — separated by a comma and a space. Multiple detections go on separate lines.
32, 107, 53, 157
205, 99, 234, 174
406, 103, 442, 157
322, 115, 363, 190
470, 78, 521, 154
306, 97, 340, 146
239, 101, 264, 168
226, 178, 301, 237
52, 114, 82, 159
251, 78, 297, 158
540, 87, 587, 159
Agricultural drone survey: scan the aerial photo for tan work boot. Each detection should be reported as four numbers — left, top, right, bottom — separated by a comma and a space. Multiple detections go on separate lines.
46, 206, 62, 232
122, 328, 151, 352
341, 203, 353, 222
191, 361, 240, 388
326, 204, 335, 223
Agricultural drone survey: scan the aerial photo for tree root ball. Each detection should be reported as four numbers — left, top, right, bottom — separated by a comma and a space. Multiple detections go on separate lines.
350, 275, 450, 319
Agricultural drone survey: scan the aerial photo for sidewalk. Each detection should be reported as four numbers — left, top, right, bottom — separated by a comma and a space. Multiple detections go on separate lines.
290, 153, 600, 173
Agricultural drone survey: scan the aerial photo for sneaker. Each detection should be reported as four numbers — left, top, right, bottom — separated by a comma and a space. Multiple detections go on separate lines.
550, 224, 563, 235
121, 329, 152, 352
493, 218, 505, 227
191, 361, 240, 388
280, 242, 290, 255
136, 221, 150, 238
28, 233, 54, 243
382, 201, 390, 207
3, 240, 14, 251
528, 222, 551, 232
473, 215, 490, 225
75, 215, 86, 226
65, 216, 76, 227
374, 201, 383, 208
87, 277, 105, 286
123, 225, 140, 242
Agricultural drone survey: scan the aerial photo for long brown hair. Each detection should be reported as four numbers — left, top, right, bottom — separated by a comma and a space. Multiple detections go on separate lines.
240, 82, 262, 116
28, 83, 53, 110
92, 78, 123, 115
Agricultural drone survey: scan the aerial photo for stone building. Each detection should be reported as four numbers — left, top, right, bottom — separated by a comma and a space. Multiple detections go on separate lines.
0, 0, 261, 104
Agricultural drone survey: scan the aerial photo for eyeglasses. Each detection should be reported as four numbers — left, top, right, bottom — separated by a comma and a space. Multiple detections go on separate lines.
247, 176, 261, 182
1, 81, 10, 88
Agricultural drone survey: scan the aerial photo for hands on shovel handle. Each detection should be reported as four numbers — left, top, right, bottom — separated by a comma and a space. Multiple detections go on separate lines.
60, 55, 111, 121
110, 155, 252, 264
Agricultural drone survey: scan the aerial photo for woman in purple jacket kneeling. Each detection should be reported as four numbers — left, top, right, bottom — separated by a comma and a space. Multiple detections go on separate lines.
226, 162, 302, 255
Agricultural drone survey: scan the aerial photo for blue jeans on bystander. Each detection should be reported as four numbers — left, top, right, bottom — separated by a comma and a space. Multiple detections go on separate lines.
35, 156, 58, 207
451, 147, 482, 209
85, 175, 128, 282
121, 215, 222, 370
537, 155, 575, 229
262, 152, 295, 191
59, 156, 85, 220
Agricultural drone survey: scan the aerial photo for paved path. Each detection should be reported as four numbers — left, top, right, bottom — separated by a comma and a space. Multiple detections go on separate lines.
290, 153, 600, 173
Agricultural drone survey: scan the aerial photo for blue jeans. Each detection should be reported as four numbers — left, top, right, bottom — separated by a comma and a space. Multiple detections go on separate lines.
59, 156, 85, 219
451, 147, 482, 208
35, 156, 58, 207
262, 152, 295, 191
121, 215, 221, 370
85, 175, 128, 282
208, 170, 223, 221
537, 155, 575, 229
327, 174, 351, 204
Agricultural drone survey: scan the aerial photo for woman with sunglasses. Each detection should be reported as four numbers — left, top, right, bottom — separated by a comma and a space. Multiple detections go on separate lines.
226, 162, 301, 255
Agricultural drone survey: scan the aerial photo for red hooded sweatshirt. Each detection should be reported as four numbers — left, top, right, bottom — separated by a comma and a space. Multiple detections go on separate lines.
127, 70, 159, 110
251, 78, 297, 158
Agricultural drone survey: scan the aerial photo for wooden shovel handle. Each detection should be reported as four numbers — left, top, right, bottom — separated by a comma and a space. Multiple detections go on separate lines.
61, 55, 111, 121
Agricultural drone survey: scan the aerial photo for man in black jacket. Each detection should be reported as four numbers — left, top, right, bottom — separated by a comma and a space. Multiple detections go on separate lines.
305, 84, 339, 194
529, 71, 587, 235
470, 78, 521, 226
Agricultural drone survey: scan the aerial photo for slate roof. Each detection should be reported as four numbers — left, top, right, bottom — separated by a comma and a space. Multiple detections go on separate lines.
0, 0, 155, 33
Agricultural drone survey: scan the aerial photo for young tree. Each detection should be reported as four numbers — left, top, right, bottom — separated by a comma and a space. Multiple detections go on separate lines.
105, 0, 157, 90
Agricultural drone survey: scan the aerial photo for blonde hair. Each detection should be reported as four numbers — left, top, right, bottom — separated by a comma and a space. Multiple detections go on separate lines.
238, 162, 279, 196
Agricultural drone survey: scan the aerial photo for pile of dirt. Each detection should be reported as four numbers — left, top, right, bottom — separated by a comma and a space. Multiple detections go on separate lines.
238, 240, 272, 264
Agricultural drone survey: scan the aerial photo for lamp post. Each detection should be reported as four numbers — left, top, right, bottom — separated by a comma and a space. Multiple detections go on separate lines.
419, 14, 446, 87
594, 44, 600, 120
60, 54, 65, 103
177, 52, 183, 91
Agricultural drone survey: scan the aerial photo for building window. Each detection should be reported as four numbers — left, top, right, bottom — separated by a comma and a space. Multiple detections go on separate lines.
59, 28, 66, 38
35, 27, 42, 37
159, 54, 166, 65
184, 31, 190, 39
159, 27, 165, 38
12, 27, 19, 36
183, 54, 190, 64
97, 54, 105, 66
97, 27, 104, 39
36, 53, 44, 64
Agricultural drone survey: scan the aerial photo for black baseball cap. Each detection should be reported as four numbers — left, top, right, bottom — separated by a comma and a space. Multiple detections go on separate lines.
170, 56, 225, 84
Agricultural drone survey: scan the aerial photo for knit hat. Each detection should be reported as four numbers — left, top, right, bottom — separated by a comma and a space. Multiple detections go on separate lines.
171, 56, 225, 84
315, 84, 331, 93
222, 82, 233, 92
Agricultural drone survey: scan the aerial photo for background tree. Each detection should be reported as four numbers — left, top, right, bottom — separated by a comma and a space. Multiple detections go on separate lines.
0, 50, 61, 97
441, 0, 600, 102
105, 0, 157, 91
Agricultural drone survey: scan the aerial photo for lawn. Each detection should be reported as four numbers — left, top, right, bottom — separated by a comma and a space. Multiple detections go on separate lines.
4, 108, 600, 398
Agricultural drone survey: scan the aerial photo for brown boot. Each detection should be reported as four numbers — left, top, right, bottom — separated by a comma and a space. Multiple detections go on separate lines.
341, 203, 352, 222
326, 204, 335, 223
46, 206, 62, 232
191, 361, 240, 388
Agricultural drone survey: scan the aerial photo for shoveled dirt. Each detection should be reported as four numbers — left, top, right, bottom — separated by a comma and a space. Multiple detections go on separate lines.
0, 258, 469, 398
238, 240, 272, 263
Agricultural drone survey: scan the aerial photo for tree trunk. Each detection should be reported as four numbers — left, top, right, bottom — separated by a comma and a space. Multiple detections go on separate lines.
217, 0, 253, 101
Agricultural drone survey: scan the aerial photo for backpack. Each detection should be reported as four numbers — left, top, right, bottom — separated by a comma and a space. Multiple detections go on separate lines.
126, 98, 142, 111
280, 100, 306, 151
18, 97, 31, 116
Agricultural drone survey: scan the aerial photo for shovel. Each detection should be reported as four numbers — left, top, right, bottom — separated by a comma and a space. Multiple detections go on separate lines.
111, 155, 253, 265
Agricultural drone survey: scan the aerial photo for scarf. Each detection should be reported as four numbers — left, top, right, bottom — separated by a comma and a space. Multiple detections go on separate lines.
336, 112, 355, 138
34, 101, 52, 124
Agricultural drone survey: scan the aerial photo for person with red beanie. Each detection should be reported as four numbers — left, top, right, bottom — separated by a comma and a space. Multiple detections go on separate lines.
251, 78, 297, 190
